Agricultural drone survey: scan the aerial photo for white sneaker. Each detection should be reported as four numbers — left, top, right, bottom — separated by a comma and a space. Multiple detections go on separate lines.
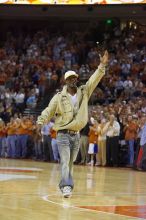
87, 160, 94, 166
62, 186, 72, 198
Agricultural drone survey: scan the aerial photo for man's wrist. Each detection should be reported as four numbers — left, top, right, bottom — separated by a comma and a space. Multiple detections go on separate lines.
99, 63, 107, 68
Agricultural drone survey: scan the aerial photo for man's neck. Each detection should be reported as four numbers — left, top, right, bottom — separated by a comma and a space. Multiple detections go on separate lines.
67, 87, 77, 96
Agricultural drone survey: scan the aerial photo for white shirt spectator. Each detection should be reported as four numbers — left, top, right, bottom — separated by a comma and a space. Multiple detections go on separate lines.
15, 92, 25, 104
106, 121, 120, 137
41, 122, 54, 136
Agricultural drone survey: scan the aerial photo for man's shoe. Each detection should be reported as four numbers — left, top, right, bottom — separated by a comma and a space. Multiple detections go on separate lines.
62, 186, 72, 198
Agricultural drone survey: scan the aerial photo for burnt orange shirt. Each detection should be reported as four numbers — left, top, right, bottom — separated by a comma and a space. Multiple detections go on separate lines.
16, 122, 28, 135
0, 127, 6, 137
7, 124, 17, 135
125, 122, 138, 140
50, 129, 57, 139
25, 120, 34, 136
89, 126, 98, 143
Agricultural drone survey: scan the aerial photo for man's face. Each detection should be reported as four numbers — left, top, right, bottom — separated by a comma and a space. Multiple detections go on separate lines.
128, 116, 132, 122
65, 76, 78, 88
110, 115, 115, 122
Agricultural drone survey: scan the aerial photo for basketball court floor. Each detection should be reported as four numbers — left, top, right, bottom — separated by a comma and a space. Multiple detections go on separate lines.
0, 159, 146, 220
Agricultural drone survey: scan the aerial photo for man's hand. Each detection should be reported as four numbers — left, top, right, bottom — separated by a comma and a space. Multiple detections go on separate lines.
100, 50, 109, 66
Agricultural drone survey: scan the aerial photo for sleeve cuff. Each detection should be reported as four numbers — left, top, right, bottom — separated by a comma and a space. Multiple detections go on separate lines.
99, 63, 107, 68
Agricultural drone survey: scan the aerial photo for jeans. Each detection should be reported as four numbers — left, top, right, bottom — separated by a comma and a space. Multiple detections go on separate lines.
16, 134, 28, 158
51, 138, 59, 161
0, 137, 3, 156
128, 140, 135, 165
7, 135, 17, 158
0, 137, 7, 157
34, 140, 42, 159
56, 132, 80, 189
42, 135, 53, 161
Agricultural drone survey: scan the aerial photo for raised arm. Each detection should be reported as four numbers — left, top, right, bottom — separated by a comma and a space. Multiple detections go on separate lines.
86, 50, 109, 98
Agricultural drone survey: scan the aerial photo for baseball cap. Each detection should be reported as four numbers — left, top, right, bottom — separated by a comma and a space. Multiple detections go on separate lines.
64, 71, 78, 80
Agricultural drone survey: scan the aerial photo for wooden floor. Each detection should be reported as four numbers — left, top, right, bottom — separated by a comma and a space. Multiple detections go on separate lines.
0, 159, 146, 220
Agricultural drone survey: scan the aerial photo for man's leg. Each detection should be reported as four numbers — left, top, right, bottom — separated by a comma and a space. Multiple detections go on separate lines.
42, 135, 49, 161
111, 136, 119, 166
96, 140, 102, 165
106, 137, 111, 166
57, 133, 79, 197
129, 140, 135, 165
51, 138, 59, 161
80, 136, 86, 164
69, 134, 80, 176
101, 140, 106, 166
57, 133, 73, 189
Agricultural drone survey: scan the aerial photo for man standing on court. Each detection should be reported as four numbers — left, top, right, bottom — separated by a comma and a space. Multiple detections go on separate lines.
37, 51, 109, 198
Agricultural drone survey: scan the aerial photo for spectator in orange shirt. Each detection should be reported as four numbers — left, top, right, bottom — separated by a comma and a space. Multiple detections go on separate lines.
124, 115, 139, 166
87, 119, 98, 166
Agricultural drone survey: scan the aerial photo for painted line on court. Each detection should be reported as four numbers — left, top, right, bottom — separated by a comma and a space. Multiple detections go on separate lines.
42, 194, 145, 220
71, 192, 146, 196
0, 192, 145, 219
0, 167, 43, 172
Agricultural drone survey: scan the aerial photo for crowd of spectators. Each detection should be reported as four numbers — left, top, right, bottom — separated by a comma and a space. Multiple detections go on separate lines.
81, 100, 146, 170
0, 20, 146, 170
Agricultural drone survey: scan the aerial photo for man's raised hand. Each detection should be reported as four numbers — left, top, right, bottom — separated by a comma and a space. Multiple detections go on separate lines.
100, 50, 109, 66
